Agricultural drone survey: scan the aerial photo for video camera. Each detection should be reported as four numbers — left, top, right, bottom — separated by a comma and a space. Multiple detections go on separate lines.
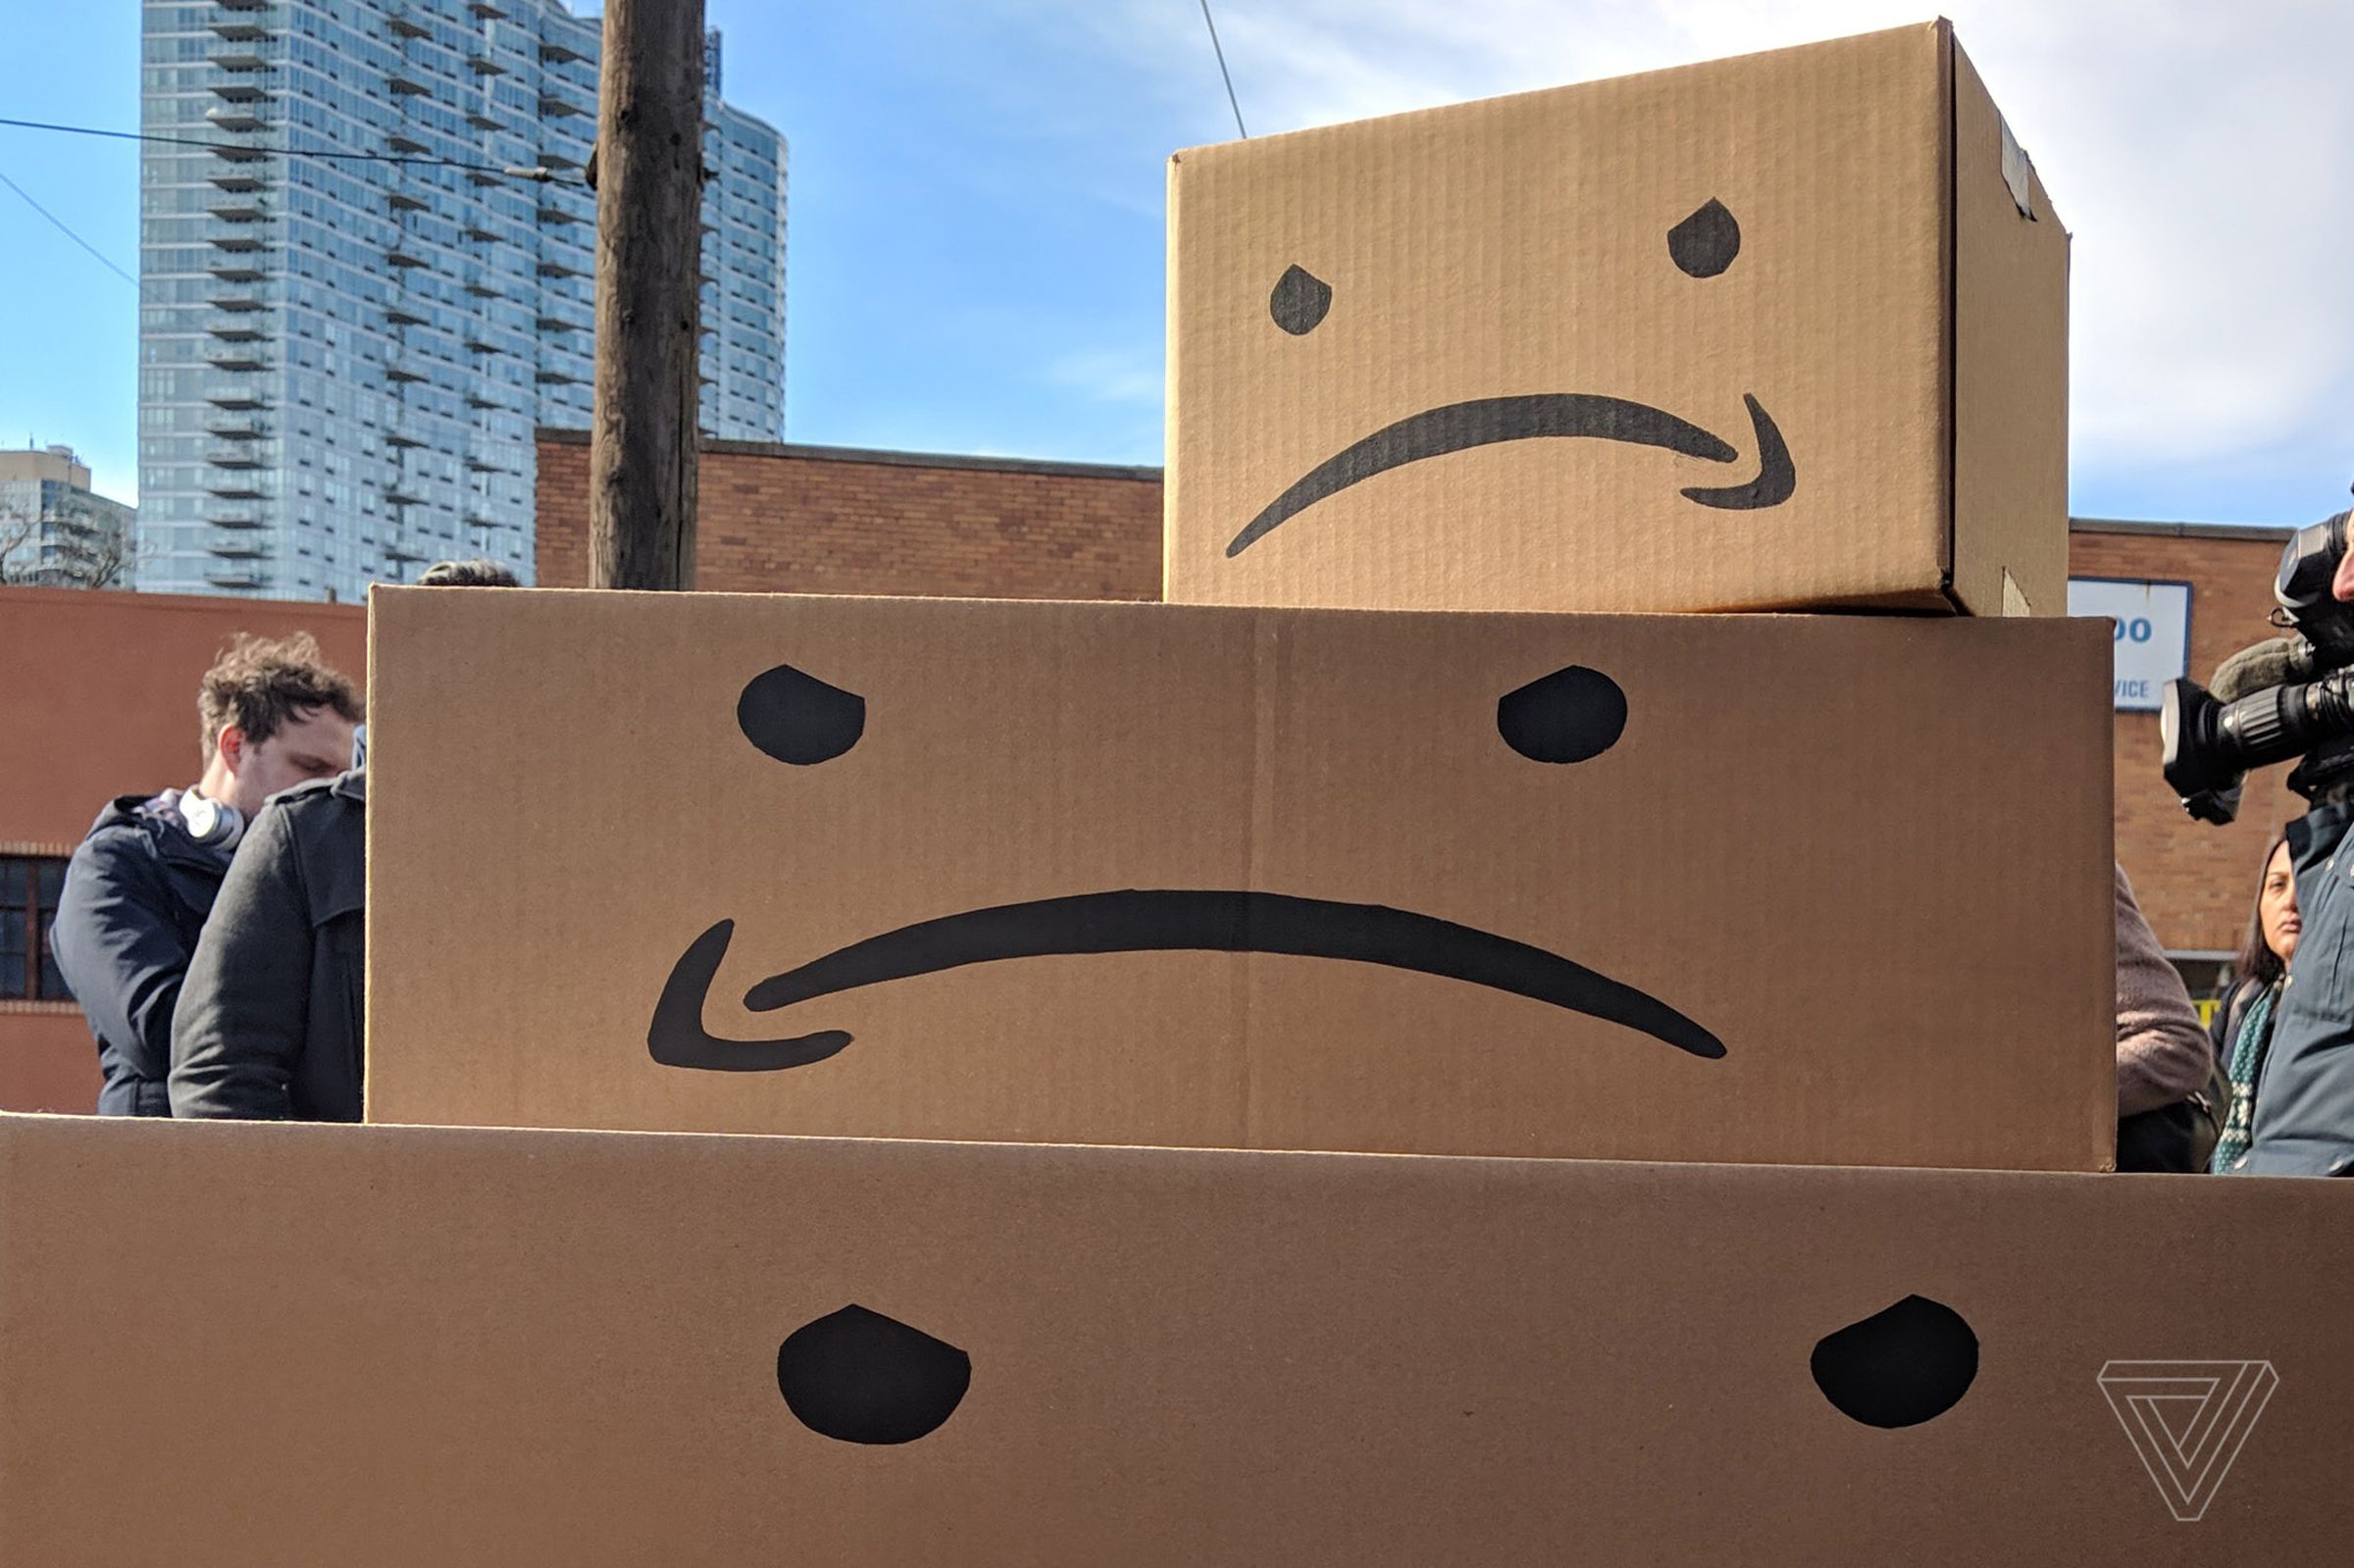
2161, 504, 2354, 824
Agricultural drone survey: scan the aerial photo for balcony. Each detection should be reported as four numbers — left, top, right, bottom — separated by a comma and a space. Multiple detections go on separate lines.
211, 77, 268, 102
204, 566, 270, 589
535, 259, 578, 279
387, 13, 430, 40
205, 104, 265, 133
208, 169, 265, 192
204, 475, 267, 499
463, 454, 505, 474
385, 246, 429, 269
536, 204, 582, 227
537, 94, 586, 119
383, 485, 427, 507
205, 258, 266, 282
389, 73, 431, 97
539, 38, 587, 65
467, 55, 506, 76
202, 379, 267, 410
206, 441, 265, 469
388, 190, 428, 212
384, 363, 428, 384
217, 0, 270, 11
463, 280, 499, 299
209, 17, 268, 40
534, 311, 585, 333
206, 347, 269, 373
206, 536, 271, 561
462, 223, 498, 243
209, 230, 265, 253
387, 132, 430, 155
465, 110, 501, 131
468, 1, 510, 17
204, 416, 264, 439
205, 315, 265, 342
210, 46, 267, 72
384, 430, 427, 449
209, 140, 266, 165
384, 303, 429, 328
463, 332, 497, 354
204, 508, 266, 530
464, 390, 504, 410
210, 196, 264, 223
533, 368, 579, 385
209, 289, 265, 312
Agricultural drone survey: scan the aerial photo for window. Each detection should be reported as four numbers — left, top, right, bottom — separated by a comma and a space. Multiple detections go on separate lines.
0, 856, 72, 1004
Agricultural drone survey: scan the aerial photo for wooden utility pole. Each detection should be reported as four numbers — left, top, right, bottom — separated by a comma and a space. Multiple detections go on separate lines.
588, 0, 705, 589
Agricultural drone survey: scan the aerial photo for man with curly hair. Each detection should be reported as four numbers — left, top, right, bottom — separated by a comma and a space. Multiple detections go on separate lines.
172, 560, 516, 1122
50, 632, 362, 1115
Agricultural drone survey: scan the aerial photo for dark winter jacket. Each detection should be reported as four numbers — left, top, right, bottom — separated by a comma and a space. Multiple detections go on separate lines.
170, 771, 366, 1123
48, 791, 236, 1116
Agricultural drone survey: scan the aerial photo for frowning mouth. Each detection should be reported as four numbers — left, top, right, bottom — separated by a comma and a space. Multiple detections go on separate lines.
1226, 391, 1796, 557
646, 889, 1726, 1072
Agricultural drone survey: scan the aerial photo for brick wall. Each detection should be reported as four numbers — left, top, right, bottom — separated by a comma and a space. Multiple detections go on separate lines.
2072, 527, 2300, 956
535, 431, 1161, 599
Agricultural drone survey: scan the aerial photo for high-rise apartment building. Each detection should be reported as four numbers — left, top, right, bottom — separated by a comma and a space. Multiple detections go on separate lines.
0, 446, 138, 587
137, 0, 787, 599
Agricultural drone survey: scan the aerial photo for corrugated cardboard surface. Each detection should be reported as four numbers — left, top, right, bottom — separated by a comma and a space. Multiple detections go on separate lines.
1, 1114, 2345, 1565
1950, 38, 2071, 619
370, 588, 2113, 1170
1165, 23, 2065, 616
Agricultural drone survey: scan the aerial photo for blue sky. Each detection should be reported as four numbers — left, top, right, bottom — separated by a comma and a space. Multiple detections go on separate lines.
2, 0, 2349, 527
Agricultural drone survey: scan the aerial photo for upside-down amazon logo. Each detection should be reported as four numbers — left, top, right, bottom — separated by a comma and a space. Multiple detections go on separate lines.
644, 656, 1726, 1071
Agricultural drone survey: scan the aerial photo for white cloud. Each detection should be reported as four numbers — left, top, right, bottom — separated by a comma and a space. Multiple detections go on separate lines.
1030, 0, 2354, 485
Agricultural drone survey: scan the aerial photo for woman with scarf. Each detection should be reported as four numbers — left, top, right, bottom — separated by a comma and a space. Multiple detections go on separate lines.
2210, 834, 2300, 1173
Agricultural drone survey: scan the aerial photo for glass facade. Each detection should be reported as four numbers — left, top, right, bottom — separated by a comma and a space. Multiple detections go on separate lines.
138, 0, 789, 600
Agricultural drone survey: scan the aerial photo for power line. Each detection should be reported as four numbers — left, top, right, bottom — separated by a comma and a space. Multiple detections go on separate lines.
0, 170, 135, 287
0, 117, 565, 181
1197, 0, 1248, 139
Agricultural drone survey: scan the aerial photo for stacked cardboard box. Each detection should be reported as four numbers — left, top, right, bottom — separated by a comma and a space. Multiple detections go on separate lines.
1, 22, 2345, 1562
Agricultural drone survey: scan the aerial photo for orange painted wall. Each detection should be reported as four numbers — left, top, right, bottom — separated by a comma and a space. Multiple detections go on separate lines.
0, 585, 367, 1112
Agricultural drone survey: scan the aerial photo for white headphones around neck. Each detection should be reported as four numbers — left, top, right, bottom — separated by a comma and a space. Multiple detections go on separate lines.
182, 791, 245, 847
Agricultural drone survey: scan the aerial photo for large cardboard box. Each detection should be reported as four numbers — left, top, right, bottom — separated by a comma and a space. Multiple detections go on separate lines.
370, 588, 2113, 1169
1164, 22, 2068, 618
1, 1113, 2345, 1564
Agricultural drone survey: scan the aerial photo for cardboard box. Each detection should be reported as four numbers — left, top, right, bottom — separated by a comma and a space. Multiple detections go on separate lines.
369, 588, 2113, 1169
2, 1113, 2345, 1564
1164, 22, 2068, 617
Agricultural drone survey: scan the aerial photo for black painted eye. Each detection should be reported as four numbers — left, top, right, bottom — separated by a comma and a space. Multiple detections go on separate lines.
777, 1304, 971, 1445
1270, 264, 1332, 335
1498, 665, 1626, 763
1811, 1294, 1978, 1429
738, 661, 865, 765
1667, 198, 1741, 278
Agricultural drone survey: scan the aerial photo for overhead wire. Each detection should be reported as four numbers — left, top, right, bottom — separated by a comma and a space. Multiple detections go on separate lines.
1197, 0, 1249, 138
0, 169, 135, 286
0, 116, 566, 181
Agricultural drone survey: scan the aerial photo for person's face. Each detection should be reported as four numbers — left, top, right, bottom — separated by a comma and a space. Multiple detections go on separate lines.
221, 706, 356, 818
2261, 840, 2301, 964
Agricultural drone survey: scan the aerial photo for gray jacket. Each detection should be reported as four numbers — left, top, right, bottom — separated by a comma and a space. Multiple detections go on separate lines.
169, 771, 366, 1123
2242, 797, 2354, 1177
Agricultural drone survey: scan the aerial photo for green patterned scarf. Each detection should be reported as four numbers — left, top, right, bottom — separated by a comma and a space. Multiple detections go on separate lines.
2210, 983, 2279, 1173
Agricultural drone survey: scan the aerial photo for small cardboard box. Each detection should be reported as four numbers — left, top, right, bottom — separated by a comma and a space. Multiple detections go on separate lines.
1165, 21, 2068, 617
1, 1114, 2345, 1564
369, 588, 2113, 1170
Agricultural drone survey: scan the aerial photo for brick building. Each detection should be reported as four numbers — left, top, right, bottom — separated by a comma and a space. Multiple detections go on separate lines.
534, 430, 1161, 600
